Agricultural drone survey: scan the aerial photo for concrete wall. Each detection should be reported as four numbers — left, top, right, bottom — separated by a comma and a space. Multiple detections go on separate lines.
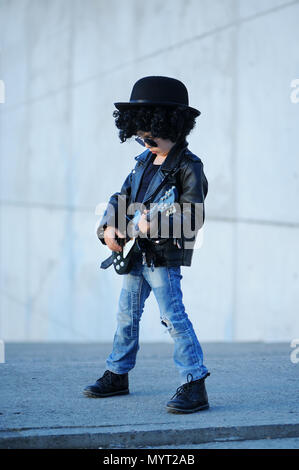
0, 0, 298, 342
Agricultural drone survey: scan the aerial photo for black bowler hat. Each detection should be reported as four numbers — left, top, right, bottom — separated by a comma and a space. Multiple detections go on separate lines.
114, 76, 201, 117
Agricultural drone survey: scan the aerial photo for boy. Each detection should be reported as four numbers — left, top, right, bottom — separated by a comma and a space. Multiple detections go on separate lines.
83, 76, 210, 413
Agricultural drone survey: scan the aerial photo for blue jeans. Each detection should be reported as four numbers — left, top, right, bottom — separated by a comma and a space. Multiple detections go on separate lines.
106, 257, 209, 385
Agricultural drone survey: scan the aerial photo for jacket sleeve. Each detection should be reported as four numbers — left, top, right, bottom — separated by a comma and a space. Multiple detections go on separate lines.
156, 159, 208, 243
96, 171, 132, 245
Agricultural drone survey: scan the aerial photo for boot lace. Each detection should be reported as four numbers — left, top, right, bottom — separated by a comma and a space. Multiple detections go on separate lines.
96, 370, 119, 386
170, 373, 194, 400
170, 372, 210, 400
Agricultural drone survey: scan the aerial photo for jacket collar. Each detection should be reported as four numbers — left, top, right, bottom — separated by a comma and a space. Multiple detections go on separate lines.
134, 138, 189, 173
132, 138, 189, 204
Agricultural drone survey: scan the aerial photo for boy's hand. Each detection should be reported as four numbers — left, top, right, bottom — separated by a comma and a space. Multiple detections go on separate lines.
103, 226, 125, 252
137, 209, 151, 234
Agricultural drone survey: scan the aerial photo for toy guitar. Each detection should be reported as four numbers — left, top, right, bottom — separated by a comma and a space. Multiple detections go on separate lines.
100, 185, 178, 274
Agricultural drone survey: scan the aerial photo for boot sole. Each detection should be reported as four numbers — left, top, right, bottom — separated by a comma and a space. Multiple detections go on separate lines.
166, 403, 209, 414
83, 389, 129, 398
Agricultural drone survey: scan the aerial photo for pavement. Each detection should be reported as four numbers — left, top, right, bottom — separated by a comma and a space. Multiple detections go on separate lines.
0, 342, 299, 449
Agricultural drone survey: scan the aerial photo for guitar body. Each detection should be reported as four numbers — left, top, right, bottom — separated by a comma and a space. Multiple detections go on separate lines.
111, 237, 137, 274
102, 186, 178, 275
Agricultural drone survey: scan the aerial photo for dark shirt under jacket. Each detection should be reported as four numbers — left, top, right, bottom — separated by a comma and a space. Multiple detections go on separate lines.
133, 154, 162, 255
135, 155, 161, 203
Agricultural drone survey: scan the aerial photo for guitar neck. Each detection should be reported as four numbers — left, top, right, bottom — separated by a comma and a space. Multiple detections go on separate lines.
145, 205, 158, 222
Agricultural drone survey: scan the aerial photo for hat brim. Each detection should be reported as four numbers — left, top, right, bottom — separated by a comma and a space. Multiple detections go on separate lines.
114, 101, 201, 117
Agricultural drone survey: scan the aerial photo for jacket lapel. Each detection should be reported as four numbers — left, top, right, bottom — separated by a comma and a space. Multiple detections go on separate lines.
140, 138, 189, 204
131, 149, 152, 203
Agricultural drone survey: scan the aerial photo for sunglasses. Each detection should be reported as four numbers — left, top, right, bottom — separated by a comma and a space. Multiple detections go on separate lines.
135, 136, 158, 148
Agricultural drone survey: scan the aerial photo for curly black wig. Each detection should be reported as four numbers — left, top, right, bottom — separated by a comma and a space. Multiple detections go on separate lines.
112, 105, 198, 143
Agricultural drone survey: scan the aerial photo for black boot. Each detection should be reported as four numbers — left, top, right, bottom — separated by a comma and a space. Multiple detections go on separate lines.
166, 372, 210, 413
83, 370, 129, 398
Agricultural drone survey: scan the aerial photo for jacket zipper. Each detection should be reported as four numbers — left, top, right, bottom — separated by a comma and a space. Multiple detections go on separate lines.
174, 237, 182, 249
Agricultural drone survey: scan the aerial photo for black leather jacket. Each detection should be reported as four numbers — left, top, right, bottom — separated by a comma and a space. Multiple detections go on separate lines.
97, 138, 208, 268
